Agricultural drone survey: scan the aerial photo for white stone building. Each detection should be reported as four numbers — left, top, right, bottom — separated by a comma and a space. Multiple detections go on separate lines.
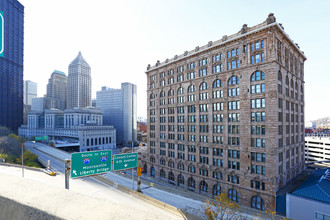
19, 107, 116, 152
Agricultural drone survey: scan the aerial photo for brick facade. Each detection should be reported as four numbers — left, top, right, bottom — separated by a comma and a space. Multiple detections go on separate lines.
144, 14, 306, 211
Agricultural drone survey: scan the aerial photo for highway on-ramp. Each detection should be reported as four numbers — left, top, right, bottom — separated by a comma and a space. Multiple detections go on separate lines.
25, 142, 204, 217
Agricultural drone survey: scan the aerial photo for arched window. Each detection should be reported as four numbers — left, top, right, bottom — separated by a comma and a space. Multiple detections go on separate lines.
168, 89, 174, 96
200, 181, 208, 192
160, 158, 165, 166
178, 174, 184, 185
251, 71, 265, 82
199, 82, 208, 91
168, 160, 174, 168
213, 79, 223, 88
168, 171, 175, 181
177, 162, 184, 170
160, 79, 165, 86
160, 91, 165, 97
251, 196, 265, 210
278, 71, 282, 81
228, 189, 239, 202
213, 184, 221, 196
228, 76, 239, 86
177, 87, 184, 95
150, 156, 155, 163
150, 166, 155, 177
150, 93, 155, 99
160, 169, 166, 178
285, 76, 289, 85
188, 177, 195, 188
199, 82, 209, 100
188, 85, 196, 93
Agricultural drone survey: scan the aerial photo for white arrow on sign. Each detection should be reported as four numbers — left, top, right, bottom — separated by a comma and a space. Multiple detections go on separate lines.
124, 164, 128, 167
73, 170, 77, 175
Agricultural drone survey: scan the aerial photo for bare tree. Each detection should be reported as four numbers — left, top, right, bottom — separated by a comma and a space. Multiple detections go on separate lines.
201, 193, 241, 220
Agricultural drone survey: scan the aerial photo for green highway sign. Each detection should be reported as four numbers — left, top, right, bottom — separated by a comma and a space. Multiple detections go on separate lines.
35, 136, 48, 141
71, 150, 112, 178
113, 153, 138, 171
0, 10, 3, 57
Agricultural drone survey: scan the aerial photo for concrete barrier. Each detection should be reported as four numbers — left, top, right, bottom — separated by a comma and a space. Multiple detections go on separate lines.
0, 162, 42, 172
0, 195, 63, 220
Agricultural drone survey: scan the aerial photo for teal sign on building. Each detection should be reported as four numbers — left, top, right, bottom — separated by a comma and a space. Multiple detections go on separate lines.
0, 10, 3, 57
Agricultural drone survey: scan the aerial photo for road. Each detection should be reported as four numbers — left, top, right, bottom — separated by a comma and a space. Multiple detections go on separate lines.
25, 142, 204, 216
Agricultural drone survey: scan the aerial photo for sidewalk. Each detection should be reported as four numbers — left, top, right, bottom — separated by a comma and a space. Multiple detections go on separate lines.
122, 170, 287, 219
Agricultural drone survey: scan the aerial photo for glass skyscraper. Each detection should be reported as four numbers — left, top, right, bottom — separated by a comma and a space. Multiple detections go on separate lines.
0, 0, 24, 132
96, 83, 137, 146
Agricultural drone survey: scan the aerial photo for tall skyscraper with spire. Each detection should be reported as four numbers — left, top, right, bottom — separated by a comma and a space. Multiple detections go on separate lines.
67, 52, 91, 109
46, 70, 67, 110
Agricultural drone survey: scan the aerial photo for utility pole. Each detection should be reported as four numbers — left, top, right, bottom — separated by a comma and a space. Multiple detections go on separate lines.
21, 143, 24, 178
136, 157, 142, 193
131, 141, 134, 190
65, 159, 71, 190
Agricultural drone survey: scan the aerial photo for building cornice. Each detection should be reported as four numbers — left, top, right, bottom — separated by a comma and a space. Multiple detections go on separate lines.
145, 21, 306, 74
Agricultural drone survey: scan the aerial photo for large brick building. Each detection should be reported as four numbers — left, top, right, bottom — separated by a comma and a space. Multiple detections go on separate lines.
144, 14, 306, 210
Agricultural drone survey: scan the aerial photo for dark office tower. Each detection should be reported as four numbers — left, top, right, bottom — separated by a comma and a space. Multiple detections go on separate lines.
46, 70, 67, 110
0, 0, 24, 132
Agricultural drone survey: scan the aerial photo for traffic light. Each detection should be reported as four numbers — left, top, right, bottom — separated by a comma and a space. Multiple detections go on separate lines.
137, 167, 142, 177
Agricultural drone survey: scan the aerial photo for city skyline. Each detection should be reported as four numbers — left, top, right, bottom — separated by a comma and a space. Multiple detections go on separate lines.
19, 0, 330, 121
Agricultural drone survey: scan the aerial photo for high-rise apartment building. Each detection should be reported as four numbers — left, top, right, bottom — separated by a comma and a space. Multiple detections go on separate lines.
144, 14, 306, 210
96, 83, 137, 146
24, 80, 37, 105
0, 0, 24, 132
46, 70, 67, 110
67, 52, 91, 109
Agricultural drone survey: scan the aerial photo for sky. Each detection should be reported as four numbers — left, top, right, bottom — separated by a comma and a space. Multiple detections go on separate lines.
19, 0, 330, 121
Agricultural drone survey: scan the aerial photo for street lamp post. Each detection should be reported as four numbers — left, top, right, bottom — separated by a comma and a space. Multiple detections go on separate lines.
131, 140, 134, 190
21, 143, 24, 178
